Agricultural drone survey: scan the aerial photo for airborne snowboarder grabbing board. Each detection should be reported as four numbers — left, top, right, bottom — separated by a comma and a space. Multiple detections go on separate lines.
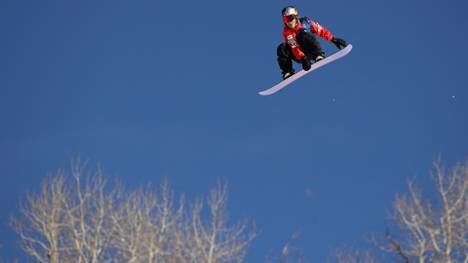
259, 6, 352, 96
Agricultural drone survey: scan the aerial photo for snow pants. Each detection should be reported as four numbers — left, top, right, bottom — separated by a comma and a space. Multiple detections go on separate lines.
277, 31, 324, 74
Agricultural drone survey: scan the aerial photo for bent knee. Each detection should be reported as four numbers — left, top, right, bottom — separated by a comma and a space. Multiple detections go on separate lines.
277, 43, 290, 57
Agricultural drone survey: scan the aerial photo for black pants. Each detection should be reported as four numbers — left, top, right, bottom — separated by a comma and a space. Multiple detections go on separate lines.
277, 31, 324, 74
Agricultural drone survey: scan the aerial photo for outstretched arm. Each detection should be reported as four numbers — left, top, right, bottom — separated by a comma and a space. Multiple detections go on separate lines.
308, 18, 348, 49
308, 19, 334, 41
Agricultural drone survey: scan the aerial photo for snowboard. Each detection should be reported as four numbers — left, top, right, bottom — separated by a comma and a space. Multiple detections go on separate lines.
258, 44, 352, 96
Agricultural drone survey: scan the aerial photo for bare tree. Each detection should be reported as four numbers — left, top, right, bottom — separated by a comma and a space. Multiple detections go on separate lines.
330, 245, 380, 263
329, 159, 467, 263
110, 180, 185, 263
10, 162, 256, 263
11, 161, 115, 263
381, 159, 468, 263
11, 171, 70, 263
61, 163, 115, 263
184, 182, 256, 263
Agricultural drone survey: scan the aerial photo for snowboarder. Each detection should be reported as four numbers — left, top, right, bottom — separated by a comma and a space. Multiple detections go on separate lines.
278, 6, 348, 80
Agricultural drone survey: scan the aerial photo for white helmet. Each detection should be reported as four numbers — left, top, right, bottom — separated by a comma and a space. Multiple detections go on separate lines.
282, 6, 299, 23
282, 6, 299, 17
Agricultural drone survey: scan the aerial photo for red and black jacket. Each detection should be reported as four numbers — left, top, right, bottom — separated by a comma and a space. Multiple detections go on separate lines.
283, 17, 334, 60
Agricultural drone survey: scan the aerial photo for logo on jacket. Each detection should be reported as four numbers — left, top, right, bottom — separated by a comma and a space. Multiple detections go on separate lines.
287, 35, 297, 48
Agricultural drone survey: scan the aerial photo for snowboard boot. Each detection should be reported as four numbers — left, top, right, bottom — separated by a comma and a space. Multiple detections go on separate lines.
282, 71, 295, 80
314, 55, 325, 62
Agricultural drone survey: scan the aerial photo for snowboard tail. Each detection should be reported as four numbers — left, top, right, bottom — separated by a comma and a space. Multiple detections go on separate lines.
259, 44, 353, 96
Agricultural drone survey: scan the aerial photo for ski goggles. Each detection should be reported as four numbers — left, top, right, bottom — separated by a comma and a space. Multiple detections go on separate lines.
283, 15, 296, 23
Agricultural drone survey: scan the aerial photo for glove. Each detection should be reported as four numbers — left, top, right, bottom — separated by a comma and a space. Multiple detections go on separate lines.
301, 56, 311, 71
331, 37, 348, 50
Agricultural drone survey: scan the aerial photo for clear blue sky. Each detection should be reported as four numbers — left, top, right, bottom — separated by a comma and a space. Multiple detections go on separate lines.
1, 0, 467, 261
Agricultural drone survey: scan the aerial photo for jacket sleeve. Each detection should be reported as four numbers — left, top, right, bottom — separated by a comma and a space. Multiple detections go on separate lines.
284, 33, 306, 60
310, 20, 334, 41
